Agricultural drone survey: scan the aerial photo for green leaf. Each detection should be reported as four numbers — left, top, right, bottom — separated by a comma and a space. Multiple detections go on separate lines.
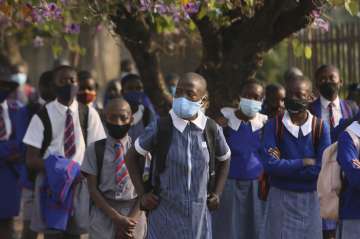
304, 45, 312, 59
345, 0, 359, 16
51, 44, 62, 58
329, 0, 345, 6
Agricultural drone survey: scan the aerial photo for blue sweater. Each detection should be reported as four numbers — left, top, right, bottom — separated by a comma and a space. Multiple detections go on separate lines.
224, 123, 263, 180
337, 131, 360, 219
261, 117, 331, 192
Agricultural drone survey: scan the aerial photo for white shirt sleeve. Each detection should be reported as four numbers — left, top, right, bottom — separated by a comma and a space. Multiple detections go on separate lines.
87, 107, 106, 145
23, 114, 44, 149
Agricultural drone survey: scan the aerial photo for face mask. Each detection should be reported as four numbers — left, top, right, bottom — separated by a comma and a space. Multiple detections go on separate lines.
284, 97, 309, 114
169, 86, 176, 97
106, 122, 130, 140
319, 82, 339, 99
11, 73, 27, 86
239, 98, 262, 118
173, 97, 202, 119
77, 91, 96, 105
56, 84, 78, 104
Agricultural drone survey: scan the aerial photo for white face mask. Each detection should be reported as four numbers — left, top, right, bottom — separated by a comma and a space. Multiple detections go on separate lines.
11, 73, 27, 86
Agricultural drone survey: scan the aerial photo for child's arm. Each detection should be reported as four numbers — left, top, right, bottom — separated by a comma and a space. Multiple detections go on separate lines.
25, 145, 44, 171
337, 131, 360, 190
261, 120, 306, 177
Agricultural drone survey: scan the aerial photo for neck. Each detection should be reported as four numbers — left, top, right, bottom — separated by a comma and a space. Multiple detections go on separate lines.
323, 94, 338, 102
58, 98, 74, 107
289, 110, 308, 126
235, 109, 252, 122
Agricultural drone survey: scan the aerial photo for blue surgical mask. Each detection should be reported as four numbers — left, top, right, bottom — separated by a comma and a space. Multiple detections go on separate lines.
239, 97, 262, 118
11, 73, 27, 86
169, 86, 176, 97
173, 97, 202, 119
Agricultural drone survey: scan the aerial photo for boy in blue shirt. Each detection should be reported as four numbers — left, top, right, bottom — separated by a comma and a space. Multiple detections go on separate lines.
262, 76, 331, 239
212, 80, 267, 239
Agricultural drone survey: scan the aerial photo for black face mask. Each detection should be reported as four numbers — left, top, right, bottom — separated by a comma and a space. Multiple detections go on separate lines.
284, 97, 309, 114
106, 123, 131, 140
319, 83, 339, 99
56, 84, 78, 104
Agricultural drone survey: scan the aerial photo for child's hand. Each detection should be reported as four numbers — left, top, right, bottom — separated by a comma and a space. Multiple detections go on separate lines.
303, 158, 316, 166
140, 192, 159, 211
268, 147, 280, 160
114, 214, 137, 239
207, 193, 220, 211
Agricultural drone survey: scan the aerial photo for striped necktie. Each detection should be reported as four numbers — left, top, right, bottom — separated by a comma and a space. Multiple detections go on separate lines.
114, 142, 128, 187
64, 109, 76, 159
0, 105, 6, 139
328, 102, 335, 128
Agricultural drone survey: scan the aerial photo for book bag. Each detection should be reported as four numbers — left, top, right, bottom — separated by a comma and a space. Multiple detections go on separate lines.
258, 114, 323, 201
37, 103, 89, 157
317, 129, 359, 220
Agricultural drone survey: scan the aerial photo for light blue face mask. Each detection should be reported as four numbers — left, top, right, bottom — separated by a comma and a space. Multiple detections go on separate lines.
169, 86, 177, 97
173, 97, 202, 119
11, 73, 27, 86
239, 97, 262, 118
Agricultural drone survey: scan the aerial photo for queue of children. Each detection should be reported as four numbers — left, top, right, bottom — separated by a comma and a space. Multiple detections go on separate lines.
0, 57, 359, 239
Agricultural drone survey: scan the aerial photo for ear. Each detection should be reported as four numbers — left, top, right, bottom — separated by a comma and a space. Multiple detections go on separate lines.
130, 115, 134, 125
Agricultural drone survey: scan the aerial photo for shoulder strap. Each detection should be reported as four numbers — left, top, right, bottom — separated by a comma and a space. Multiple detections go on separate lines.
346, 129, 360, 151
78, 103, 89, 146
36, 107, 52, 157
311, 116, 323, 150
142, 106, 151, 127
275, 114, 284, 144
204, 118, 218, 193
95, 139, 107, 187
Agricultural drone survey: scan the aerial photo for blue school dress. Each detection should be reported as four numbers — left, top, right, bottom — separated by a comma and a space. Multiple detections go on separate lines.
212, 108, 267, 239
0, 102, 28, 219
336, 122, 360, 239
310, 97, 359, 231
261, 111, 331, 239
135, 110, 230, 239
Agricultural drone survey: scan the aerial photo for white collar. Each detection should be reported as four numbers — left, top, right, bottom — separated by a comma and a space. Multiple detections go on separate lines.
132, 105, 144, 125
221, 107, 267, 132
169, 109, 207, 133
320, 95, 341, 110
282, 110, 313, 138
54, 99, 78, 115
347, 121, 360, 138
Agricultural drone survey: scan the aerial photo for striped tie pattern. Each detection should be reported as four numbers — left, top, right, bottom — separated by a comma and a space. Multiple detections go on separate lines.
64, 109, 76, 159
114, 142, 128, 188
328, 102, 335, 128
0, 105, 6, 139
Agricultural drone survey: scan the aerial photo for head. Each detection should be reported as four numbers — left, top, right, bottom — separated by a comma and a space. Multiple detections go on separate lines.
166, 73, 180, 96
104, 98, 133, 140
172, 72, 208, 119
264, 83, 286, 117
10, 62, 28, 87
238, 79, 264, 118
0, 66, 19, 103
285, 75, 312, 115
104, 79, 122, 105
53, 65, 78, 106
38, 70, 56, 103
77, 70, 97, 105
284, 67, 303, 88
347, 83, 360, 105
122, 74, 144, 94
121, 59, 136, 74
315, 64, 342, 101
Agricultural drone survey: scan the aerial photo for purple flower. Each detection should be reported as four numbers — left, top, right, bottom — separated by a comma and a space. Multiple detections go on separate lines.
139, 0, 152, 11
154, 3, 168, 14
184, 2, 199, 14
313, 17, 329, 32
65, 23, 80, 34
31, 9, 44, 23
33, 36, 44, 47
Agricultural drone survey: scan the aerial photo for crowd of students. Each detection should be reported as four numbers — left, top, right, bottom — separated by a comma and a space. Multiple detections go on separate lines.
0, 59, 360, 239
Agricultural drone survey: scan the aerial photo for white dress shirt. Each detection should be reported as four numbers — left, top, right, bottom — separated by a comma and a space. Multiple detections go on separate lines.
0, 100, 12, 140
320, 96, 342, 127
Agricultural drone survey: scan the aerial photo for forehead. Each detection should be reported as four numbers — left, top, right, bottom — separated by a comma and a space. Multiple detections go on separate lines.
318, 67, 339, 76
178, 77, 206, 92
242, 83, 263, 94
106, 102, 131, 114
288, 80, 310, 93
55, 69, 76, 78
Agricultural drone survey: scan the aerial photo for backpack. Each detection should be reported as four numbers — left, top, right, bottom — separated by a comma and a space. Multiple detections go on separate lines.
37, 103, 89, 157
258, 114, 324, 201
317, 129, 359, 220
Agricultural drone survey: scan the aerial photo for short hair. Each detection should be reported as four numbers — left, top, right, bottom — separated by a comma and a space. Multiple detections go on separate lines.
39, 71, 54, 88
121, 59, 134, 72
239, 79, 264, 94
104, 97, 131, 114
165, 73, 180, 83
284, 67, 303, 82
287, 75, 312, 92
53, 65, 76, 78
315, 64, 339, 80
78, 70, 93, 83
122, 74, 142, 87
265, 83, 285, 97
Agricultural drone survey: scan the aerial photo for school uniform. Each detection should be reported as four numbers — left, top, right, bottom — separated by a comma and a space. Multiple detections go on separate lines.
212, 108, 267, 239
135, 109, 230, 239
23, 99, 106, 235
336, 122, 360, 239
261, 110, 331, 239
310, 96, 359, 232
128, 104, 156, 142
81, 134, 146, 239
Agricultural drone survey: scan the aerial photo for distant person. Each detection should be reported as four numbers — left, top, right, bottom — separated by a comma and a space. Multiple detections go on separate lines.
347, 83, 360, 106
38, 70, 56, 104
262, 83, 286, 118
9, 62, 33, 105
165, 73, 180, 97
103, 79, 122, 108
120, 59, 137, 80
283, 67, 303, 88
77, 70, 98, 107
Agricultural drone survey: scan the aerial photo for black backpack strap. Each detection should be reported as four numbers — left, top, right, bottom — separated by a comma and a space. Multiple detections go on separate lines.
95, 139, 107, 187
151, 115, 173, 194
204, 118, 218, 193
142, 107, 151, 127
78, 103, 89, 146
275, 114, 284, 145
311, 116, 323, 151
37, 107, 52, 157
